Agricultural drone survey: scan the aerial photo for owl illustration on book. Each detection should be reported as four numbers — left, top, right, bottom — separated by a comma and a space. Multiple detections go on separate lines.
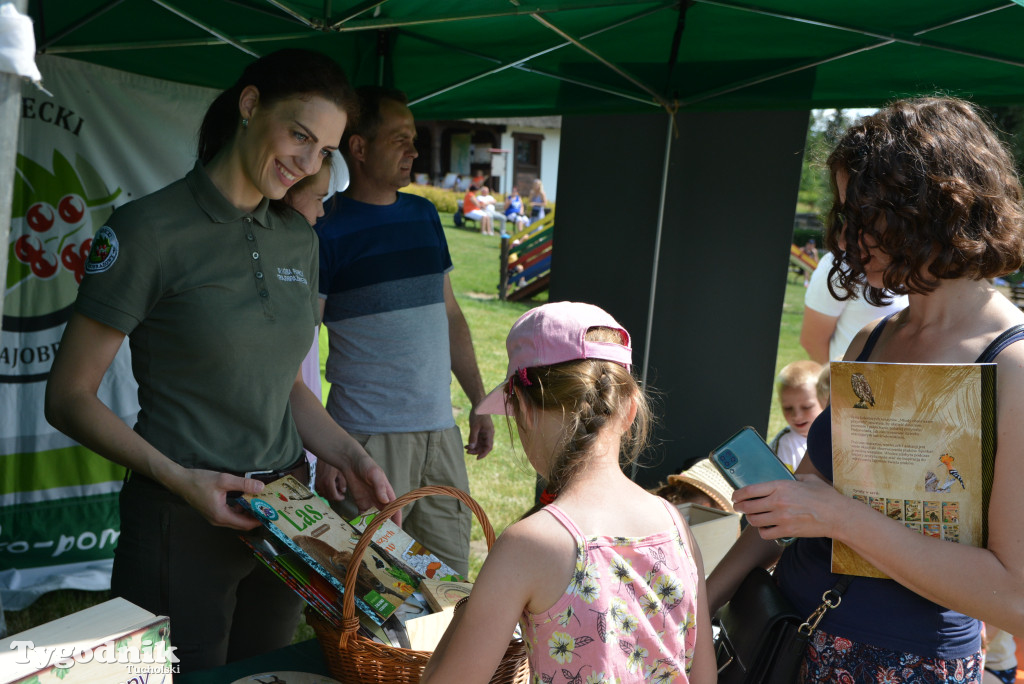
939, 453, 966, 490
850, 373, 875, 409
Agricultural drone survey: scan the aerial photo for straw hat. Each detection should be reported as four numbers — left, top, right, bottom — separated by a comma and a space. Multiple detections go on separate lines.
666, 458, 736, 513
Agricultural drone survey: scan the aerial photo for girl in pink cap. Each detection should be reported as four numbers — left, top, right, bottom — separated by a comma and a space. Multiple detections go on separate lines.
423, 302, 715, 684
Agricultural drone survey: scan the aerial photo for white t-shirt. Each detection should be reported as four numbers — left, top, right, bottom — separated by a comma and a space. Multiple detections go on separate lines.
771, 428, 807, 472
805, 252, 909, 361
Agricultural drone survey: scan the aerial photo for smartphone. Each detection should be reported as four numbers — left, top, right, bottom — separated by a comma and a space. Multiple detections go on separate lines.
709, 426, 796, 545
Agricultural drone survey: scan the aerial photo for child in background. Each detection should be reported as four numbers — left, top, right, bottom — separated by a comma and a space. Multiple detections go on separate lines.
769, 359, 824, 471
816, 363, 831, 409
982, 627, 1018, 683
422, 302, 715, 684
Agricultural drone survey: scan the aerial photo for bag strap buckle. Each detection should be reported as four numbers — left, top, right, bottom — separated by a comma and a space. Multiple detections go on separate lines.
798, 588, 843, 635
713, 621, 737, 674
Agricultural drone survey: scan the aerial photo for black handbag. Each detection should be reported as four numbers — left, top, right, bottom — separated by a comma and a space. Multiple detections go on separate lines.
713, 568, 850, 684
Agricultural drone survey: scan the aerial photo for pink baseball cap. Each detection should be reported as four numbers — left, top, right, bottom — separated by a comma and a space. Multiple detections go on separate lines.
476, 301, 633, 416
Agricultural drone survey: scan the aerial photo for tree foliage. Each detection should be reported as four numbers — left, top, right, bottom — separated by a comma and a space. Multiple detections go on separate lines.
798, 109, 854, 215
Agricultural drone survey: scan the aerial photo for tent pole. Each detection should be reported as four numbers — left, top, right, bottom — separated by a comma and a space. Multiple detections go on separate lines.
46, 33, 310, 54
38, 0, 127, 51
633, 111, 674, 480
407, 3, 670, 108
148, 0, 259, 57
530, 13, 673, 111
333, 0, 674, 30
697, 0, 1024, 70
0, 0, 29, 350
258, 0, 315, 28
679, 41, 891, 108
329, 0, 389, 29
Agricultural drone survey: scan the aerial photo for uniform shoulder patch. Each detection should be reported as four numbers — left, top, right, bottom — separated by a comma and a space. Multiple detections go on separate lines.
85, 225, 119, 274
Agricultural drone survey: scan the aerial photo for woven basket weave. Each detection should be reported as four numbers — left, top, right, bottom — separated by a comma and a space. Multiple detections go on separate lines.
307, 485, 530, 684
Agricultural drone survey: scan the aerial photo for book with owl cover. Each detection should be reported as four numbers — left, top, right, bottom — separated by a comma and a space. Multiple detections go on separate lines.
235, 475, 419, 624
829, 361, 996, 578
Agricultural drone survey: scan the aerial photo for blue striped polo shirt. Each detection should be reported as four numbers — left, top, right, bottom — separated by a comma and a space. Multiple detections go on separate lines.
316, 192, 454, 434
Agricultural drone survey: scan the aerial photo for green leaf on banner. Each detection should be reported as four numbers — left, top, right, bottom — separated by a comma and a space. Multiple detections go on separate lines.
76, 154, 122, 207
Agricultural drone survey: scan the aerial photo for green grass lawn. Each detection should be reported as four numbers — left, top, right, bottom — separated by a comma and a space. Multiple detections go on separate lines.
3, 214, 807, 638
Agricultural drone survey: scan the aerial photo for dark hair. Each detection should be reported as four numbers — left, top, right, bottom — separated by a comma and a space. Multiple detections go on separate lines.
508, 327, 651, 517
198, 49, 355, 164
340, 85, 409, 158
825, 96, 1024, 304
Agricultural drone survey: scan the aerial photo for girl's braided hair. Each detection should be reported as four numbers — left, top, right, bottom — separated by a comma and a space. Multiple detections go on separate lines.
508, 327, 652, 516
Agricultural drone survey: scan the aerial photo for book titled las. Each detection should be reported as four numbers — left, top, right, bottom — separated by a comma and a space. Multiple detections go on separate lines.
830, 361, 996, 578
237, 476, 417, 624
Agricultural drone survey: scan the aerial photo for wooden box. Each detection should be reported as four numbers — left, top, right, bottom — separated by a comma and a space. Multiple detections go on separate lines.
676, 503, 741, 576
0, 598, 173, 684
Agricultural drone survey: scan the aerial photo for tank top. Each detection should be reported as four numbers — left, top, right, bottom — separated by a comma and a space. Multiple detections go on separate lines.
775, 315, 1024, 659
519, 500, 700, 683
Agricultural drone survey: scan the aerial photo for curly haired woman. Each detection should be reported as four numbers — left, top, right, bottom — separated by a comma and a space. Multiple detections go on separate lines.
708, 97, 1024, 683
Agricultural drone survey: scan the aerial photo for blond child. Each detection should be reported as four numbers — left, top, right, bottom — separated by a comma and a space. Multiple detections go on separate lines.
422, 302, 715, 684
769, 359, 824, 471
816, 362, 830, 409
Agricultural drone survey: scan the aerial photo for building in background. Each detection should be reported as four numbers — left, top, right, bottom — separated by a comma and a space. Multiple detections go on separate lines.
414, 116, 560, 200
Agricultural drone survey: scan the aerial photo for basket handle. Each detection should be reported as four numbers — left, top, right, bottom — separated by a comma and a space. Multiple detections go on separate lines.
338, 485, 495, 647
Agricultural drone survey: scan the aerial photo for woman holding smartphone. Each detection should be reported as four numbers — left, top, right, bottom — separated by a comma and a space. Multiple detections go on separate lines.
708, 97, 1024, 682
44, 50, 395, 673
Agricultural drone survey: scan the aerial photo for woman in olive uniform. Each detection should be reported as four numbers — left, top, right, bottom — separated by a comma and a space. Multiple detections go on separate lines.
45, 50, 396, 673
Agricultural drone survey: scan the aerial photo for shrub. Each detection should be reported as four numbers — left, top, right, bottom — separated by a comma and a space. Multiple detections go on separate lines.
401, 184, 555, 218
400, 184, 460, 214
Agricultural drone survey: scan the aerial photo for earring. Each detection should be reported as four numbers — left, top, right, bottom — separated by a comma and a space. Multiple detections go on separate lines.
241, 118, 249, 129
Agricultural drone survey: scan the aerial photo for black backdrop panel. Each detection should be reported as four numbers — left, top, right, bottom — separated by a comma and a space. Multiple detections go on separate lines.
552, 109, 811, 488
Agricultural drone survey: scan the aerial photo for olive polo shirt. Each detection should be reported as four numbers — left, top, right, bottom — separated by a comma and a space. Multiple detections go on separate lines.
75, 162, 319, 473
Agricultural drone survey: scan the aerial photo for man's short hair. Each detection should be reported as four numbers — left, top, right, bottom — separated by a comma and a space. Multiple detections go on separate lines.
341, 86, 409, 158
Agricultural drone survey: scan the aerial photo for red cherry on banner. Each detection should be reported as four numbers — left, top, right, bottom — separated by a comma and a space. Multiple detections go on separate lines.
58, 195, 86, 224
26, 202, 55, 232
61, 243, 82, 272
15, 234, 42, 263
31, 250, 59, 278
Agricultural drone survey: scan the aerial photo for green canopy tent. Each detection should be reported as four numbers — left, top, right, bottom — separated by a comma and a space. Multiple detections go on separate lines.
7, 0, 1024, 484
23, 0, 1024, 114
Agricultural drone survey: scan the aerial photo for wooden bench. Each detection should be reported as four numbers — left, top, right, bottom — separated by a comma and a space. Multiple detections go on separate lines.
499, 211, 554, 301
453, 199, 477, 229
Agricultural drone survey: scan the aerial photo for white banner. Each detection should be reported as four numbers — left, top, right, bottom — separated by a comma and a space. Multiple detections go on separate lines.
1, 55, 216, 609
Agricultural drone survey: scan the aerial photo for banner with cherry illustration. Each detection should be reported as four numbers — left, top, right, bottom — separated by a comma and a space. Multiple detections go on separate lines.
1, 55, 215, 609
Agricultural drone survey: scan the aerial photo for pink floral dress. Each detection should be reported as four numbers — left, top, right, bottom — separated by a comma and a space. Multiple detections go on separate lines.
519, 500, 700, 683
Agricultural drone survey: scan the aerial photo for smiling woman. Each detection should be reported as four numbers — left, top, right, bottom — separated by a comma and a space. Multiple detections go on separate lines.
43, 49, 399, 674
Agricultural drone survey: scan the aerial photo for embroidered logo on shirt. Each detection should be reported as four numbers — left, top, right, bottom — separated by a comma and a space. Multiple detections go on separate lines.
276, 267, 308, 284
84, 226, 119, 274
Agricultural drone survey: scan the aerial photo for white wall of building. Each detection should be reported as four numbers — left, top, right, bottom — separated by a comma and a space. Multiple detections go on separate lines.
499, 125, 561, 201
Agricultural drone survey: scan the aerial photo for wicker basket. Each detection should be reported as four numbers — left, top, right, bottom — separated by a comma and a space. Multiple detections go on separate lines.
307, 485, 530, 684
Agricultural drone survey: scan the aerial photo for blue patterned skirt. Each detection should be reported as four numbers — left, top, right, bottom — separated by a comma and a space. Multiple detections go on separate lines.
800, 628, 983, 683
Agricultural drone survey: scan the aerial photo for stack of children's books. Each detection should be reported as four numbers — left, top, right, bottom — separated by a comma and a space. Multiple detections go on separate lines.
235, 476, 471, 649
